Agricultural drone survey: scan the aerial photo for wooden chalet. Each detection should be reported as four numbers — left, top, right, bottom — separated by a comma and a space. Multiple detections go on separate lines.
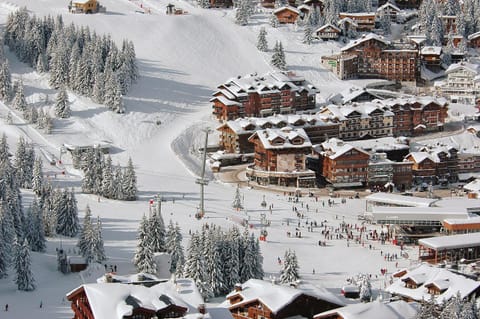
226, 279, 344, 319
70, 0, 99, 13
211, 71, 318, 122
469, 32, 480, 48
246, 127, 316, 187
420, 46, 442, 72
273, 6, 300, 24
386, 263, 480, 304
67, 284, 188, 319
338, 12, 376, 32
376, 2, 401, 22
209, 0, 233, 8
404, 152, 438, 185
315, 24, 341, 40
314, 138, 370, 188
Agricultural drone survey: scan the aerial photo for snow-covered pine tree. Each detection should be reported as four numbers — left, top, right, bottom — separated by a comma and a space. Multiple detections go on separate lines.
183, 231, 212, 299
0, 202, 15, 278
77, 205, 93, 259
113, 165, 125, 200
36, 52, 48, 73
429, 14, 444, 46
232, 185, 244, 210
0, 61, 12, 101
271, 41, 287, 70
252, 234, 264, 279
222, 229, 240, 293
15, 137, 34, 189
93, 216, 106, 263
101, 156, 114, 199
303, 25, 314, 44
32, 156, 43, 196
279, 249, 300, 284
148, 208, 166, 253
133, 215, 156, 274
122, 157, 137, 201
358, 274, 372, 302
24, 198, 46, 252
443, 0, 460, 15
257, 27, 268, 52
204, 228, 225, 297
14, 238, 35, 291
12, 80, 27, 112
54, 87, 71, 118
56, 188, 79, 237
92, 71, 105, 104
235, 1, 249, 26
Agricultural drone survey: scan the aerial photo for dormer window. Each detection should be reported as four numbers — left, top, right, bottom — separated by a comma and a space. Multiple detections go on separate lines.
291, 137, 304, 145
271, 138, 285, 146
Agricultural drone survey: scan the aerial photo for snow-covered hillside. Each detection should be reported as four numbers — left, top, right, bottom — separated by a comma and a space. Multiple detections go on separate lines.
0, 1, 422, 318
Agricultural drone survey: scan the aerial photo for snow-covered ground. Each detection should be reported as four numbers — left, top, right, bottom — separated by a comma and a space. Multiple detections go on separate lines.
0, 1, 477, 318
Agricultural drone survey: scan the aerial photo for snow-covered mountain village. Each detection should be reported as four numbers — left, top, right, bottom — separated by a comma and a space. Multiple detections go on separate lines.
4, 0, 480, 318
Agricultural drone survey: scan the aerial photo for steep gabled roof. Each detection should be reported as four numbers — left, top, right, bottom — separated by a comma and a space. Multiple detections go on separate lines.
341, 33, 390, 52
225, 279, 344, 314
273, 6, 300, 15
386, 263, 480, 304
314, 23, 341, 33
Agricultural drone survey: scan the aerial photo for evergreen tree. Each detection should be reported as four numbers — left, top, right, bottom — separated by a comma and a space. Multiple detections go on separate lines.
92, 72, 105, 104
232, 185, 244, 210
15, 137, 34, 189
122, 157, 137, 201
12, 80, 27, 111
77, 205, 93, 259
101, 156, 114, 199
32, 156, 43, 196
222, 233, 240, 293
56, 188, 79, 237
54, 87, 70, 118
303, 25, 314, 45
0, 61, 12, 101
92, 216, 106, 263
204, 228, 225, 296
148, 208, 166, 253
0, 203, 15, 278
279, 249, 299, 284
133, 215, 156, 274
24, 199, 45, 252
113, 165, 124, 200
14, 238, 35, 291
256, 27, 268, 52
358, 274, 372, 302
271, 41, 287, 70
166, 221, 185, 275
379, 13, 391, 35
184, 232, 212, 299
235, 1, 249, 26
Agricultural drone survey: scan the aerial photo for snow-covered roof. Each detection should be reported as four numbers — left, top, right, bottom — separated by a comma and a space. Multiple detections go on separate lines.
376, 2, 401, 13
315, 300, 418, 319
339, 11, 376, 17
337, 17, 359, 27
349, 137, 409, 153
387, 263, 480, 304
464, 178, 480, 192
319, 138, 370, 160
420, 46, 442, 55
341, 33, 390, 52
225, 279, 344, 314
468, 31, 480, 40
67, 278, 204, 319
72, 0, 92, 4
365, 192, 438, 207
219, 72, 318, 100
251, 127, 312, 150
445, 62, 480, 75
273, 6, 300, 15
419, 232, 480, 250
371, 206, 469, 222
314, 23, 341, 33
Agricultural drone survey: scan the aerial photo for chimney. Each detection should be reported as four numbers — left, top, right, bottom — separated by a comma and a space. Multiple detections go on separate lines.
198, 304, 206, 315
234, 283, 243, 292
